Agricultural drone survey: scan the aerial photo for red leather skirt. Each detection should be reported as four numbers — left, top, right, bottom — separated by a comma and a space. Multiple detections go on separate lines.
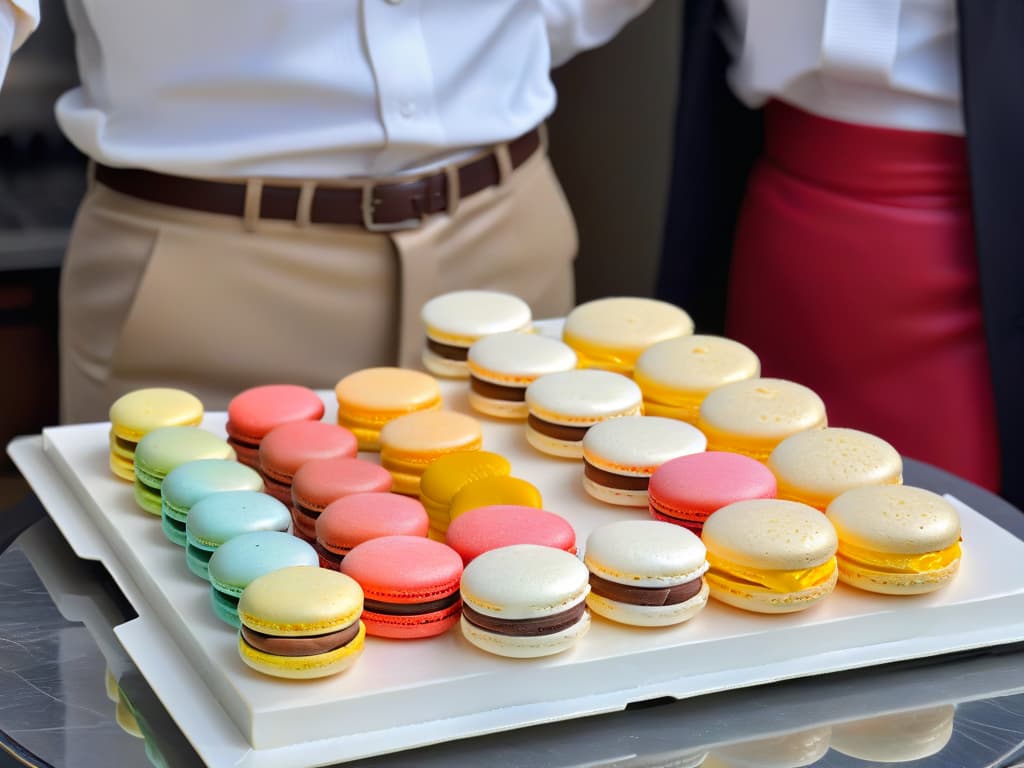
727, 100, 1000, 492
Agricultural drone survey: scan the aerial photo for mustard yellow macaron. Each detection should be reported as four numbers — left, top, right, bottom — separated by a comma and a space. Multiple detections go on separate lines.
767, 427, 903, 511
448, 476, 543, 522
825, 485, 962, 595
379, 410, 483, 496
237, 565, 365, 679
562, 297, 694, 376
108, 388, 204, 481
702, 499, 839, 614
634, 335, 760, 423
419, 451, 512, 541
334, 367, 443, 451
697, 378, 827, 462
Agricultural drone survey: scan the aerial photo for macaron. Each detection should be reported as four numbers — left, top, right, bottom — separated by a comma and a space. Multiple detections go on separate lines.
108, 387, 204, 481
159, 459, 264, 546
224, 384, 325, 469
460, 544, 591, 658
704, 726, 832, 768
445, 505, 576, 565
697, 378, 827, 461
378, 410, 483, 496
421, 290, 533, 378
466, 332, 578, 419
289, 457, 393, 542
581, 416, 707, 507
634, 335, 760, 423
340, 536, 464, 639
133, 427, 236, 516
334, 367, 443, 451
562, 297, 693, 375
825, 485, 962, 595
418, 450, 512, 541
237, 565, 365, 679
184, 490, 292, 580
702, 499, 839, 614
524, 369, 643, 459
829, 705, 955, 762
448, 476, 543, 522
315, 492, 429, 569
207, 530, 319, 627
767, 427, 903, 511
583, 520, 709, 627
647, 451, 778, 535
257, 420, 359, 506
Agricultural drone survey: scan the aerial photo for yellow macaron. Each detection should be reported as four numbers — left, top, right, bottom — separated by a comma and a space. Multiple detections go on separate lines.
379, 410, 483, 496
448, 476, 543, 522
334, 367, 442, 451
697, 378, 827, 462
825, 485, 962, 595
108, 388, 204, 481
767, 427, 903, 510
419, 451, 512, 540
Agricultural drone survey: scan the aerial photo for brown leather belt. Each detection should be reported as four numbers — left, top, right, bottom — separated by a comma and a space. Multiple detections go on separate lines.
93, 128, 542, 232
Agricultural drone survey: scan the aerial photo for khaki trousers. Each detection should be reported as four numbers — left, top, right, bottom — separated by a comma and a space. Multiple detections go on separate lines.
59, 150, 577, 423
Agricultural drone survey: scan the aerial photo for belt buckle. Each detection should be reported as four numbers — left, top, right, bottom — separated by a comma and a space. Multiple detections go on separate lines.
361, 184, 422, 233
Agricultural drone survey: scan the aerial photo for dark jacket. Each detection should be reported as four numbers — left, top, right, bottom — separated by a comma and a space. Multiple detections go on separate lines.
657, 0, 1024, 510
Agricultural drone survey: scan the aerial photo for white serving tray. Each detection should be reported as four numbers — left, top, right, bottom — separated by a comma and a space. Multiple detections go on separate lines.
10, 381, 1024, 768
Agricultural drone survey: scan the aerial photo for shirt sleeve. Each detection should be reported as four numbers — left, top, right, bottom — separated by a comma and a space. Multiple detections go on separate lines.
540, 0, 655, 68
0, 0, 41, 88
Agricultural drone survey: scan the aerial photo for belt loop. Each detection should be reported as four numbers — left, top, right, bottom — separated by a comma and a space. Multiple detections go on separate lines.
494, 142, 514, 185
243, 179, 263, 232
296, 181, 316, 228
444, 164, 461, 217
538, 122, 549, 155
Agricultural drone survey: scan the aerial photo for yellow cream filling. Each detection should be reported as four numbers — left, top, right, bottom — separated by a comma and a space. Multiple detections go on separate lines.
839, 541, 961, 575
707, 552, 837, 593
562, 333, 636, 374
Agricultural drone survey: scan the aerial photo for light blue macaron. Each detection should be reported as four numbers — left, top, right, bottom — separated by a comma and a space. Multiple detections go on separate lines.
160, 459, 264, 547
184, 491, 291, 580
206, 531, 319, 627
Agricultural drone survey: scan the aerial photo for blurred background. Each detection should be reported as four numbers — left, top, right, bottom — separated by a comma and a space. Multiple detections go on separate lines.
0, 0, 681, 498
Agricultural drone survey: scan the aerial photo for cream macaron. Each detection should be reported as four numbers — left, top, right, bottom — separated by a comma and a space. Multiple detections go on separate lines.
829, 705, 955, 762
825, 485, 962, 595
562, 296, 694, 376
581, 416, 707, 506
421, 290, 533, 378
524, 369, 643, 458
767, 427, 903, 510
584, 520, 709, 627
702, 499, 839, 614
467, 332, 578, 419
460, 544, 591, 658
704, 726, 832, 768
634, 335, 760, 423
697, 378, 827, 462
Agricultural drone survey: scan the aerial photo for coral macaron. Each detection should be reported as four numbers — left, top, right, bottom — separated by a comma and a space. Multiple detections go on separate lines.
315, 492, 429, 570
340, 536, 463, 639
289, 457, 393, 542
257, 421, 358, 506
445, 504, 576, 565
225, 384, 325, 469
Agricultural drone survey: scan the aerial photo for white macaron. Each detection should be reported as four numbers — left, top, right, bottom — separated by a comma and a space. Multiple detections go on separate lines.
830, 705, 955, 762
584, 520, 709, 627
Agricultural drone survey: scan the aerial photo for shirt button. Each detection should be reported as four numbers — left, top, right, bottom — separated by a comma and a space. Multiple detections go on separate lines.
399, 101, 417, 118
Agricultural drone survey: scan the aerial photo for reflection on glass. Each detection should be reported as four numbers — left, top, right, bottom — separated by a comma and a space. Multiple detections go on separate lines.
704, 727, 831, 768
829, 704, 955, 763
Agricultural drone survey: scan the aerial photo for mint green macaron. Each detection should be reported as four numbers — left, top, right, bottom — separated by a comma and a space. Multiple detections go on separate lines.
160, 459, 264, 547
184, 491, 292, 580
133, 426, 235, 516
207, 531, 318, 627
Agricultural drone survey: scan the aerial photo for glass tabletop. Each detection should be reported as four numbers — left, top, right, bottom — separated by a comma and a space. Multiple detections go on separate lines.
2, 458, 1024, 768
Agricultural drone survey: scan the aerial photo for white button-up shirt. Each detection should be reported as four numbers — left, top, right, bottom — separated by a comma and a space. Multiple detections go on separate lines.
0, 0, 652, 178
725, 0, 963, 135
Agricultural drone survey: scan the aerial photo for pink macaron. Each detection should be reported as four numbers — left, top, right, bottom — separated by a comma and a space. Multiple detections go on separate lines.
258, 421, 358, 509
315, 492, 430, 570
648, 451, 778, 536
340, 536, 463, 639
444, 504, 577, 565
290, 457, 394, 541
225, 385, 325, 468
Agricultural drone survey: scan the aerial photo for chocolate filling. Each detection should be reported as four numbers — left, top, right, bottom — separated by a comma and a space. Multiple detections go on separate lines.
589, 573, 704, 606
260, 471, 293, 495
241, 623, 361, 657
294, 503, 321, 522
470, 376, 527, 402
583, 460, 651, 491
113, 435, 137, 452
225, 428, 260, 451
314, 539, 346, 567
526, 413, 590, 443
462, 601, 586, 637
426, 338, 470, 362
363, 592, 461, 616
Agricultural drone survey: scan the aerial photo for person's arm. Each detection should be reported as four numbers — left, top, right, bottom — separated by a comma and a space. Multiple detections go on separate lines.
541, 0, 655, 68
0, 0, 41, 88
